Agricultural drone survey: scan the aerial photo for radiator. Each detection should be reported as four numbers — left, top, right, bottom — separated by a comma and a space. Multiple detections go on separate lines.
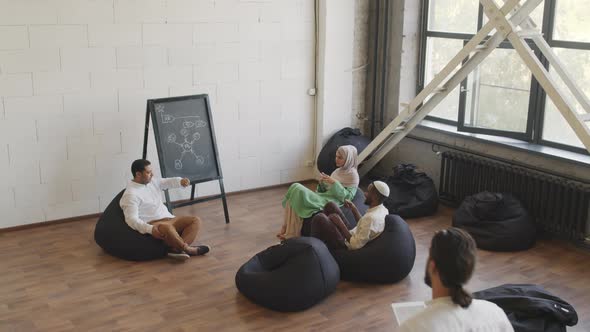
440, 151, 590, 242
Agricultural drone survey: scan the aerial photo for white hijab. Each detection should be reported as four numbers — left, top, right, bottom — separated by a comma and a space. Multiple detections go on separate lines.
330, 145, 359, 188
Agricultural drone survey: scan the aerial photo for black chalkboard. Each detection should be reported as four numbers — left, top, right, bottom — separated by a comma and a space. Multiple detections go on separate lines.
148, 95, 220, 182
142, 94, 229, 223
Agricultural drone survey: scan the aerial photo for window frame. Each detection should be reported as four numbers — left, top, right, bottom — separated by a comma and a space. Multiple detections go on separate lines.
418, 0, 590, 155
457, 40, 538, 141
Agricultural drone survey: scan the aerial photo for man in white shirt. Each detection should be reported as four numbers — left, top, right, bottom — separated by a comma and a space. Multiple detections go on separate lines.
398, 228, 513, 332
120, 159, 210, 261
310, 181, 390, 250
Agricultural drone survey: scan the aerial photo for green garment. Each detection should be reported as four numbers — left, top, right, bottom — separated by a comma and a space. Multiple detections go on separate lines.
282, 182, 358, 219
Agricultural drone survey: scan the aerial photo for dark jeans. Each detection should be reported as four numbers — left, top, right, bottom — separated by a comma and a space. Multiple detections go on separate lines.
310, 202, 351, 250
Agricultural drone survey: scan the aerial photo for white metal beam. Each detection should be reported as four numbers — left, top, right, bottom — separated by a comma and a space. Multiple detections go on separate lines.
519, 13, 590, 114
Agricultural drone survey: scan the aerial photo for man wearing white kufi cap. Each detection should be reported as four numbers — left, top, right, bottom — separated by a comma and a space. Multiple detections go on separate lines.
311, 180, 390, 250
373, 180, 390, 198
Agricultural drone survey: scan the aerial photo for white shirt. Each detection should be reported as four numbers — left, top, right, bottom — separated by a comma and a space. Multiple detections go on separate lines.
399, 297, 514, 332
120, 177, 182, 235
346, 204, 389, 250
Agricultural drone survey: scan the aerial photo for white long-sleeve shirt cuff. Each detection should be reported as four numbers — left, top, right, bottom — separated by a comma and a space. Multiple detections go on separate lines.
123, 213, 154, 235
139, 221, 154, 235
159, 177, 183, 190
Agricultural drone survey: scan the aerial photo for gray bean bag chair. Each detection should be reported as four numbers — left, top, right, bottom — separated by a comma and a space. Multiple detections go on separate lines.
330, 214, 416, 283
300, 189, 368, 236
453, 192, 535, 251
94, 190, 168, 261
235, 237, 340, 312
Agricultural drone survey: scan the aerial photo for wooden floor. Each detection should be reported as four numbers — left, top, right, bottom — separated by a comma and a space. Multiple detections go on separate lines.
1, 185, 590, 332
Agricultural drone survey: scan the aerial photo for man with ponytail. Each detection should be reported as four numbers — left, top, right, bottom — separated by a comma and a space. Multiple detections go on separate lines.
399, 228, 513, 331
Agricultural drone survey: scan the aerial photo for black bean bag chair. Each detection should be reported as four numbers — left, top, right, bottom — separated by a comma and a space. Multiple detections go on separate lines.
453, 191, 535, 251
317, 127, 371, 175
235, 237, 340, 312
474, 284, 578, 332
383, 164, 438, 218
331, 214, 416, 283
94, 190, 168, 261
300, 188, 368, 236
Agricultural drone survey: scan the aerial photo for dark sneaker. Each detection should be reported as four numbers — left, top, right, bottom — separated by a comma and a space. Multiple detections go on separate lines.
188, 245, 210, 256
167, 252, 190, 261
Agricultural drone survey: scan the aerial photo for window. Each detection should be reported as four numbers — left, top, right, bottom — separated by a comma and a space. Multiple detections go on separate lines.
424, 37, 463, 122
460, 45, 533, 138
420, 0, 590, 154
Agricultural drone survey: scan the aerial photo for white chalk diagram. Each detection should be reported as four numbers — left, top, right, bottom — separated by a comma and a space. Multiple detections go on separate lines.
156, 104, 208, 170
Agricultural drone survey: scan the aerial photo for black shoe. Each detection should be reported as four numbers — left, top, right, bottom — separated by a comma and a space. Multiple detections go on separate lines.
188, 245, 210, 256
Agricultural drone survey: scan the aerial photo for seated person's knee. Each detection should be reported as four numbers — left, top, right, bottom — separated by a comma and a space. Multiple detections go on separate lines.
192, 216, 201, 225
324, 201, 338, 212
157, 223, 174, 235
328, 214, 341, 224
289, 183, 305, 190
312, 212, 328, 223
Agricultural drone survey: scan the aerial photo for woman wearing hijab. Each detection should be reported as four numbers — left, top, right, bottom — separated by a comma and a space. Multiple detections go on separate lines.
277, 145, 360, 240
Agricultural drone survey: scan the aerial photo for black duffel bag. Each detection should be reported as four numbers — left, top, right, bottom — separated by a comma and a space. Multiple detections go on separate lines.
383, 164, 438, 218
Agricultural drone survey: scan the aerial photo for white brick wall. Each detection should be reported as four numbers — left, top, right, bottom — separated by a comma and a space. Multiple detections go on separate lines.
240, 23, 281, 41
14, 182, 72, 208
0, 144, 9, 169
0, 26, 29, 50
118, 88, 168, 113
4, 96, 63, 120
114, 0, 167, 24
0, 160, 41, 186
0, 74, 33, 97
0, 186, 14, 210
0, 49, 60, 73
143, 24, 193, 47
64, 90, 118, 114
88, 24, 142, 47
9, 139, 68, 165
91, 69, 143, 89
0, 118, 37, 144
29, 25, 88, 48
143, 66, 192, 88
1, 207, 45, 228
116, 47, 167, 68
40, 157, 95, 184
0, 0, 316, 228
34, 72, 90, 95
0, 1, 58, 25
166, 0, 215, 23
194, 23, 239, 43
55, 0, 114, 24
45, 199, 99, 221
194, 63, 238, 84
37, 113, 94, 139
213, 0, 259, 23
61, 48, 117, 71
168, 44, 216, 65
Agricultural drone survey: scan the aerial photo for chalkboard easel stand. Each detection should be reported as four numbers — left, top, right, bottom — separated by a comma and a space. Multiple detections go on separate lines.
142, 101, 230, 224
